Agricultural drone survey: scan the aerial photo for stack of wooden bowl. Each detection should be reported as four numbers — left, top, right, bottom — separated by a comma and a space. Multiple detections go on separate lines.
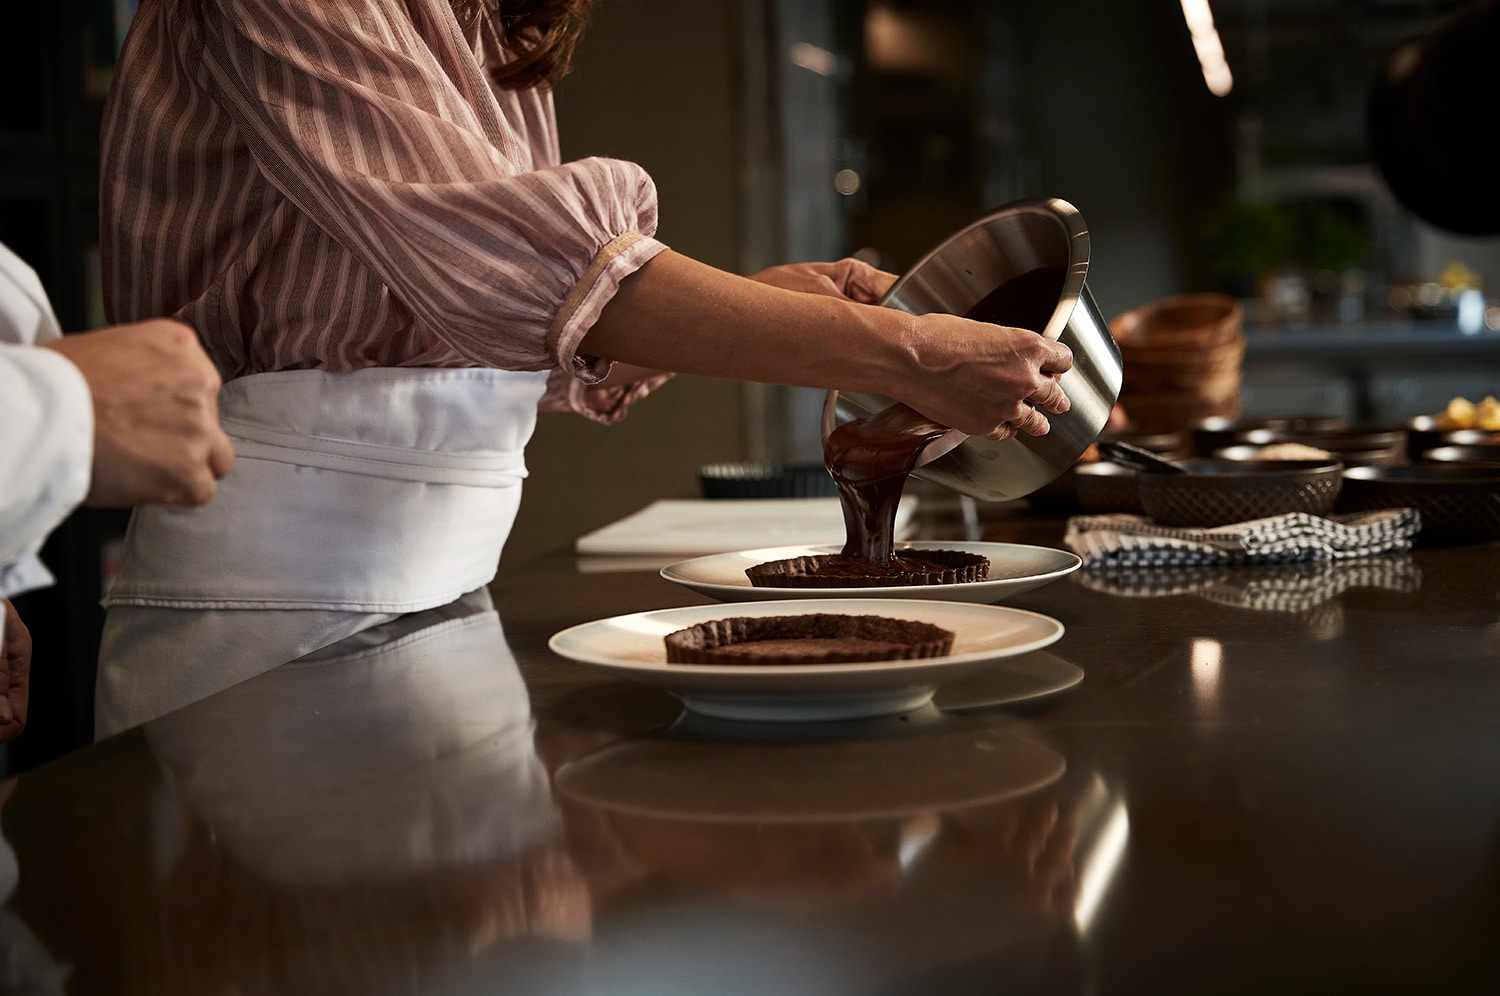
1110, 293, 1244, 435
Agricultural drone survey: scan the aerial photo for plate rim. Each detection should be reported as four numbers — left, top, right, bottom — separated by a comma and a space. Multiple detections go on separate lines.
658, 540, 1083, 600
546, 597, 1066, 678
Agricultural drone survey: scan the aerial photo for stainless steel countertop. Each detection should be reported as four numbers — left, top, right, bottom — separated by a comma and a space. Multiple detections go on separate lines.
2, 502, 1498, 994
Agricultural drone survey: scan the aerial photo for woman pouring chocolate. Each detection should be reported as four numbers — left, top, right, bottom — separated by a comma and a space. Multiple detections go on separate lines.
94, 0, 1073, 734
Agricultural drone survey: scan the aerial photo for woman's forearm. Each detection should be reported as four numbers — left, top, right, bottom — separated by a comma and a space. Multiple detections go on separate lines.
581, 249, 1073, 439
581, 250, 908, 397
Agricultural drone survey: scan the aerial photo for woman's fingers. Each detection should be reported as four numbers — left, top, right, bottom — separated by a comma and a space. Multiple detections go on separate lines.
1040, 339, 1075, 375
1029, 376, 1070, 415
1001, 404, 1052, 439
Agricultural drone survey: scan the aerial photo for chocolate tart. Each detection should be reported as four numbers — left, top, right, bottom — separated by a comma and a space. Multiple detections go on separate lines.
664, 613, 955, 666
744, 549, 990, 589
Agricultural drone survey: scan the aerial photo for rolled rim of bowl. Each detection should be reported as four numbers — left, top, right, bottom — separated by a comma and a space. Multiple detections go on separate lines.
1345, 462, 1500, 484
1139, 458, 1344, 481
1422, 444, 1500, 467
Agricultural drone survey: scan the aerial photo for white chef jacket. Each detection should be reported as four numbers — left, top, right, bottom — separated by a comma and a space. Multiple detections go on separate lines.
0, 247, 99, 995
0, 243, 93, 603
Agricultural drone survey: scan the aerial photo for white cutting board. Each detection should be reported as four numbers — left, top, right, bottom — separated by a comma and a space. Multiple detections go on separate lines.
574, 497, 918, 557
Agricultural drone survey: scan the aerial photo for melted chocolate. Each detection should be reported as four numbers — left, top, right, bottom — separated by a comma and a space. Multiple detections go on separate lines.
962, 265, 1067, 332
824, 403, 951, 566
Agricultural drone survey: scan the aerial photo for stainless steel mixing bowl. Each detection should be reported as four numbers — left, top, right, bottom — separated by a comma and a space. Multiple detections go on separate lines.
825, 197, 1123, 502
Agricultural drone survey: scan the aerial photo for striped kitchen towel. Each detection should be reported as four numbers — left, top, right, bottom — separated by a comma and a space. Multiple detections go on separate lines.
1064, 508, 1422, 568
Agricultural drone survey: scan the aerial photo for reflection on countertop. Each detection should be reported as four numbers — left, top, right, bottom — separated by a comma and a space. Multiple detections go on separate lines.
0, 584, 1128, 995
3, 509, 1500, 992
1072, 554, 1421, 609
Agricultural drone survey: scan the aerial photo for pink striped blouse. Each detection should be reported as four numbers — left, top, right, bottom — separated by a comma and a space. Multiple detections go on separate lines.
99, 0, 670, 422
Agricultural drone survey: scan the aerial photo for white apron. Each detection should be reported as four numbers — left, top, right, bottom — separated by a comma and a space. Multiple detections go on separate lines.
96, 366, 549, 738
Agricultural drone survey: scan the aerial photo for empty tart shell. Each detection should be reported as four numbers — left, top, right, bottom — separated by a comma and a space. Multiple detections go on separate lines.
664, 613, 956, 665
744, 549, 990, 589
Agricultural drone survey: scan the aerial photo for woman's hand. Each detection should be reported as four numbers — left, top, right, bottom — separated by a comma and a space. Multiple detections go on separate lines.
746, 261, 1075, 439
747, 258, 897, 305
888, 311, 1073, 441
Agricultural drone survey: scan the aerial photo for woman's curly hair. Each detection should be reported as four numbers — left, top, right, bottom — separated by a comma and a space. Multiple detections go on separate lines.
452, 0, 594, 90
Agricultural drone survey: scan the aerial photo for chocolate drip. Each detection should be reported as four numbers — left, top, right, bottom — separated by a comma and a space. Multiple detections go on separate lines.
750, 267, 1062, 586
824, 403, 951, 565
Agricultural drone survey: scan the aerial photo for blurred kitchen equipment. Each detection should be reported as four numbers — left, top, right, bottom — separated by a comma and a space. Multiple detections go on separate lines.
1105, 430, 1186, 457
1189, 415, 1347, 458
1239, 426, 1404, 468
1404, 416, 1500, 463
1339, 464, 1500, 544
1136, 459, 1344, 528
824, 197, 1123, 503
1422, 443, 1500, 470
700, 462, 837, 499
1073, 462, 1145, 515
1098, 439, 1186, 475
1025, 429, 1182, 515
1213, 444, 1341, 464
1111, 293, 1244, 435
1367, 0, 1500, 235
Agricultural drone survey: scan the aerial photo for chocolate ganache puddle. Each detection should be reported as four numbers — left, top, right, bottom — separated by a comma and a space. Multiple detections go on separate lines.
745, 266, 1066, 589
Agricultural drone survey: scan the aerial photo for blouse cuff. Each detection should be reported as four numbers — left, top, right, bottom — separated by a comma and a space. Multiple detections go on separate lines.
547, 232, 669, 385
544, 368, 676, 425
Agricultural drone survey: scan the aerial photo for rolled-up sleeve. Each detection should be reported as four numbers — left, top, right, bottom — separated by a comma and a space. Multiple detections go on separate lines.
190, 0, 668, 382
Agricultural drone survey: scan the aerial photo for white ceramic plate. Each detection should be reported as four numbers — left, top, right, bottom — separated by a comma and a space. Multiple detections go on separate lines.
659, 541, 1082, 604
546, 598, 1066, 722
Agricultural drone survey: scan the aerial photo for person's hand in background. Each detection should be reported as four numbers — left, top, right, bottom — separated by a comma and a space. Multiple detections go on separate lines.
1, 600, 31, 741
43, 319, 235, 508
